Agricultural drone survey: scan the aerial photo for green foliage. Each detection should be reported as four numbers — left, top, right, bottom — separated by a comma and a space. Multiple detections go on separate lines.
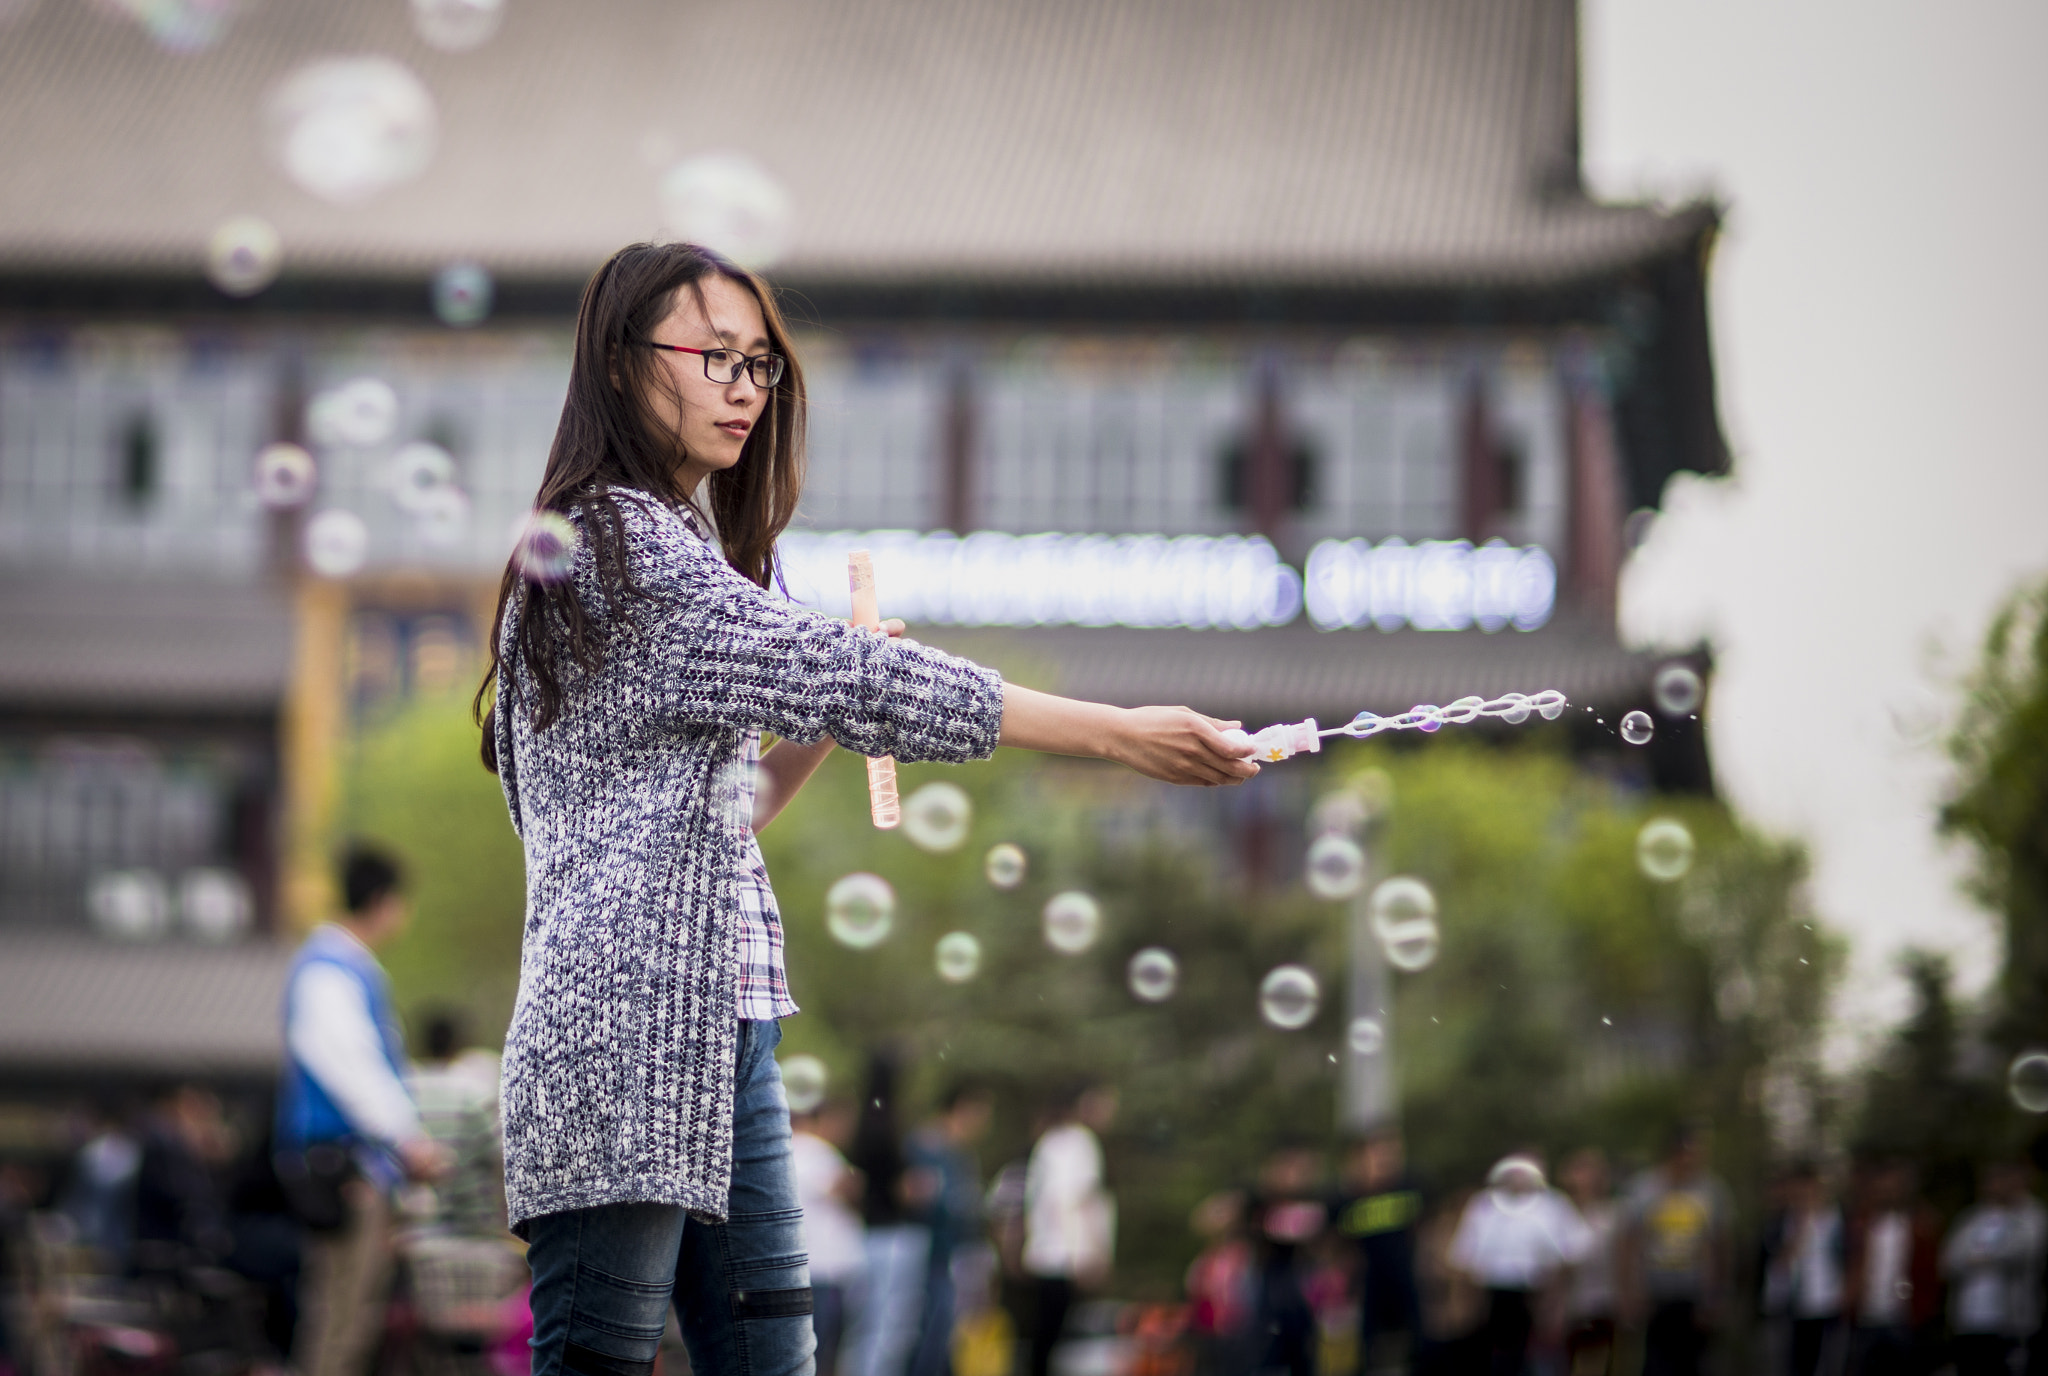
339, 692, 527, 1051
1943, 579, 2048, 1046
339, 699, 1836, 1298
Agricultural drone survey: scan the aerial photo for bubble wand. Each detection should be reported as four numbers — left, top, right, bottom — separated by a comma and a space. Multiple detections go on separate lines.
847, 550, 902, 828
1220, 690, 1569, 762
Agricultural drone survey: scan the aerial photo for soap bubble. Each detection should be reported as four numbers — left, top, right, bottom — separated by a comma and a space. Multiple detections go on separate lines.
178, 868, 251, 943
1347, 1016, 1385, 1056
1127, 947, 1179, 1003
1500, 696, 1531, 724
983, 842, 1027, 890
386, 441, 457, 514
410, 0, 503, 51
307, 377, 400, 448
935, 932, 982, 984
431, 261, 494, 326
1347, 710, 1381, 736
2010, 1053, 2048, 1113
903, 781, 972, 853
267, 56, 439, 205
206, 216, 282, 296
87, 869, 171, 941
1414, 706, 1442, 734
1636, 818, 1696, 882
1042, 891, 1102, 955
514, 511, 578, 583
658, 153, 793, 269
1382, 925, 1441, 972
1536, 691, 1567, 721
780, 1054, 828, 1114
253, 443, 317, 509
1305, 834, 1367, 901
410, 484, 470, 546
304, 509, 370, 577
1258, 965, 1321, 1030
1368, 876, 1437, 943
826, 872, 895, 949
1620, 710, 1654, 746
114, 0, 236, 52
1654, 663, 1704, 717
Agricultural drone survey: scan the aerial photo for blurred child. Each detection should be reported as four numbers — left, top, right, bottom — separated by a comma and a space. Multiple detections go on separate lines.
1184, 1190, 1255, 1376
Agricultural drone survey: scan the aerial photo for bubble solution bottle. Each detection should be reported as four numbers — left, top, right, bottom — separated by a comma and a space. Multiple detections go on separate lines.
1219, 718, 1322, 763
847, 550, 901, 828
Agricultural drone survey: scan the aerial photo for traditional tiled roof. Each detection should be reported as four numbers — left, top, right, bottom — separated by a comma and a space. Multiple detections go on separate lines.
0, 935, 290, 1075
0, 0, 1709, 289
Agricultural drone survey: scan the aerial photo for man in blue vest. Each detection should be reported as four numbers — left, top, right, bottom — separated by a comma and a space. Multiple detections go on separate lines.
276, 844, 444, 1376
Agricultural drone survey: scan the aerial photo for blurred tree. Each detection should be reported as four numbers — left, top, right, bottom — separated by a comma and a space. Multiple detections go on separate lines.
1942, 579, 2048, 1049
338, 690, 526, 1051
1851, 950, 2009, 1214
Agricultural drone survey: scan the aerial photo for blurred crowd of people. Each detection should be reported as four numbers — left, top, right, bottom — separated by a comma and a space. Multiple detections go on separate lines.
1179, 1126, 2048, 1376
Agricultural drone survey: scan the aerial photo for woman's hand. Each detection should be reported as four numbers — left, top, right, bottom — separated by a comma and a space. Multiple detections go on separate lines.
1108, 706, 1261, 786
999, 684, 1258, 786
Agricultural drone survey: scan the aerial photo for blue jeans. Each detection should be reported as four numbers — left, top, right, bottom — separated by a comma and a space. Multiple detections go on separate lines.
526, 1019, 814, 1376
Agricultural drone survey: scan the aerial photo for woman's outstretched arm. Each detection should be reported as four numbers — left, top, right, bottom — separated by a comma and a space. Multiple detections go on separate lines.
997, 683, 1259, 787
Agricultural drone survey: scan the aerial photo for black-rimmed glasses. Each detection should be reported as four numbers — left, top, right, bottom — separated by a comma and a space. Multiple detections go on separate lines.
644, 342, 786, 388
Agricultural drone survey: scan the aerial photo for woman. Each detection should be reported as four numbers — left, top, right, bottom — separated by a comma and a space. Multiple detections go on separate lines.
477, 241, 1258, 1376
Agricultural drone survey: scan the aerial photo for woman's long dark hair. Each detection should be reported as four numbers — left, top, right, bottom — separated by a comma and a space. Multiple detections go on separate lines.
474, 242, 807, 773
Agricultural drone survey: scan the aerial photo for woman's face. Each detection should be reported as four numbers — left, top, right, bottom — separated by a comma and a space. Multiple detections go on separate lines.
642, 273, 773, 497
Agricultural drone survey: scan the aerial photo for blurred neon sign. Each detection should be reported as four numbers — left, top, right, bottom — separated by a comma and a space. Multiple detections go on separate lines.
1304, 537, 1556, 632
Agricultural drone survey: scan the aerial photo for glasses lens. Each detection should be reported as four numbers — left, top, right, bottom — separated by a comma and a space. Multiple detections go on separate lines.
749, 355, 786, 388
700, 350, 743, 383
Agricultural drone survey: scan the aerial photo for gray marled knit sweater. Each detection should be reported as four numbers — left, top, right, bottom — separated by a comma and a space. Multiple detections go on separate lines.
492, 492, 1004, 1230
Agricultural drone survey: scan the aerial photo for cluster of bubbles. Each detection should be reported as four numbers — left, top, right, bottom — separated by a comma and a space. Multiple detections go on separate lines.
825, 872, 895, 950
514, 511, 579, 583
1370, 876, 1441, 972
1042, 891, 1102, 955
780, 1053, 829, 1114
1337, 690, 1566, 739
87, 867, 253, 943
267, 56, 439, 205
1259, 965, 1321, 1030
2010, 1052, 2048, 1114
984, 842, 1026, 889
903, 782, 971, 853
658, 154, 794, 270
290, 376, 480, 575
1636, 818, 1696, 883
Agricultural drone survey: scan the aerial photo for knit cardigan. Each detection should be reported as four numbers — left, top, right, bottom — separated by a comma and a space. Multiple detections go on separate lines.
492, 493, 1004, 1230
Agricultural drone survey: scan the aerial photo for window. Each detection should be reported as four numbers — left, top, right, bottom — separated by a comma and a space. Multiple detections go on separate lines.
117, 412, 158, 508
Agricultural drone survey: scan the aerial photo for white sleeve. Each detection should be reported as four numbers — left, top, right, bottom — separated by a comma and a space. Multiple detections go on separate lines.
288, 965, 422, 1145
1449, 1198, 1486, 1274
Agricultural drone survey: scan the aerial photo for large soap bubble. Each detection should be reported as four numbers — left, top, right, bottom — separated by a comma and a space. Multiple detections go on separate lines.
2011, 1052, 2048, 1113
514, 511, 578, 583
1258, 965, 1321, 1030
410, 0, 504, 51
825, 872, 895, 949
1636, 818, 1696, 883
658, 154, 793, 269
1382, 925, 1441, 972
903, 782, 972, 853
1368, 876, 1437, 943
935, 932, 982, 984
1042, 891, 1102, 955
88, 869, 171, 941
1620, 710, 1654, 746
267, 57, 439, 205
307, 378, 399, 448
387, 441, 458, 514
1305, 834, 1367, 901
984, 842, 1027, 890
207, 216, 282, 297
1654, 663, 1704, 717
304, 509, 370, 577
1127, 947, 1179, 1003
253, 443, 317, 509
780, 1054, 828, 1114
1347, 1016, 1386, 1056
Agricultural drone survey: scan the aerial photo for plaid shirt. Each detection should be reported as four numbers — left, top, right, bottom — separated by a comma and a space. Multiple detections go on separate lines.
681, 506, 798, 1022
